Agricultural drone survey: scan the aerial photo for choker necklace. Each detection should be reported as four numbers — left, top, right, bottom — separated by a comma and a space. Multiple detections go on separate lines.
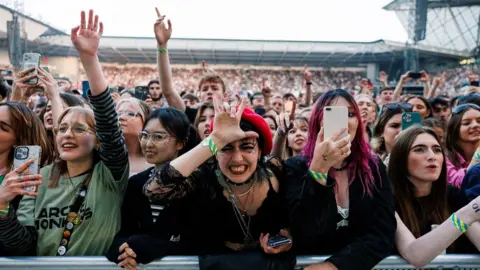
333, 161, 350, 172
225, 176, 253, 187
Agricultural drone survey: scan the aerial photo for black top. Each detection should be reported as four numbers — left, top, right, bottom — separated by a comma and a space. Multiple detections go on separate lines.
397, 186, 477, 254
283, 155, 396, 270
129, 157, 289, 262
185, 107, 198, 123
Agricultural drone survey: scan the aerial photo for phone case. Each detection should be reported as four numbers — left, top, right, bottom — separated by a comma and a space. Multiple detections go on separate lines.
323, 106, 348, 140
22, 53, 41, 85
135, 86, 149, 101
401, 112, 422, 130
267, 236, 292, 248
13, 146, 41, 192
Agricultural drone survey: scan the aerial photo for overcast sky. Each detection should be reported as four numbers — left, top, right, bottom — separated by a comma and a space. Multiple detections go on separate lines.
1, 0, 408, 42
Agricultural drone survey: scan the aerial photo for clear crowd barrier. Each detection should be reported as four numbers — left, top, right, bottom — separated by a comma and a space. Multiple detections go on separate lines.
0, 255, 479, 269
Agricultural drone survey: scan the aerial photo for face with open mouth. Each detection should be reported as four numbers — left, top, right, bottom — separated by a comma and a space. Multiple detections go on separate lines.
55, 110, 97, 162
287, 119, 308, 156
407, 133, 444, 182
459, 108, 480, 143
216, 137, 261, 184
197, 107, 215, 141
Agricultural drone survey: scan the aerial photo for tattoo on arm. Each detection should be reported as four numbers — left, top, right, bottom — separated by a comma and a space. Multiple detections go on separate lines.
473, 203, 480, 213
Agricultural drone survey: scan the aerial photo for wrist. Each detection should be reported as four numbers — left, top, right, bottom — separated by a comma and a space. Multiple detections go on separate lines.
157, 43, 167, 50
309, 158, 330, 174
0, 201, 9, 210
456, 206, 474, 226
209, 132, 226, 151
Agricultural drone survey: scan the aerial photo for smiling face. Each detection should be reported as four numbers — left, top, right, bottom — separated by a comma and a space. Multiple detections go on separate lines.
216, 137, 261, 184
55, 109, 97, 162
408, 97, 429, 119
140, 118, 182, 165
408, 133, 444, 183
459, 108, 480, 144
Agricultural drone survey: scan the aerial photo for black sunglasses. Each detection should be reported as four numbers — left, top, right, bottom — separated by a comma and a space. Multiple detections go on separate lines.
452, 103, 480, 115
382, 102, 413, 113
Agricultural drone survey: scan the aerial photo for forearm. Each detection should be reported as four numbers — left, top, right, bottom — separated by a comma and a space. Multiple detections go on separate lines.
270, 130, 287, 158
157, 44, 185, 111
51, 92, 64, 128
264, 96, 272, 111
0, 210, 35, 255
393, 81, 404, 101
305, 84, 312, 106
423, 82, 431, 98
465, 222, 480, 250
79, 55, 108, 96
170, 134, 224, 177
427, 83, 438, 99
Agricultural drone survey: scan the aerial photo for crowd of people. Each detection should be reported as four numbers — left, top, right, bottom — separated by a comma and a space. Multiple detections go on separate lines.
1, 7, 480, 270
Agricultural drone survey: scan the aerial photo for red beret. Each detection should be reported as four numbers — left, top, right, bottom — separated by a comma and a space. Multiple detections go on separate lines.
209, 107, 273, 155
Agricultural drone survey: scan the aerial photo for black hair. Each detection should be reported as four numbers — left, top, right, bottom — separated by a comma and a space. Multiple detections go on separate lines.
145, 107, 197, 155
0, 80, 11, 99
457, 94, 480, 107
147, 80, 160, 88
450, 96, 460, 108
239, 119, 265, 155
250, 92, 263, 104
59, 93, 85, 107
429, 97, 449, 107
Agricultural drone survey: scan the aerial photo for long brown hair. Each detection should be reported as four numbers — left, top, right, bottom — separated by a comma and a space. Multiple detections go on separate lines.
194, 102, 215, 142
0, 102, 54, 169
388, 126, 449, 238
285, 117, 308, 158
371, 108, 401, 156
445, 106, 480, 167
49, 107, 96, 188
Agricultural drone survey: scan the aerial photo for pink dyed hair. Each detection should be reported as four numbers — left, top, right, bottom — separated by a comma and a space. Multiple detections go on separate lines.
302, 89, 379, 197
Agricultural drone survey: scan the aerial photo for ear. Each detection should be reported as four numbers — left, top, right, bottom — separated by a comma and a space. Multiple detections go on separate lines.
176, 140, 185, 152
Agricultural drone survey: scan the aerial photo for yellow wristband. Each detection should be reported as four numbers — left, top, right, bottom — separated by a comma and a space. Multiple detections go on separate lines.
201, 137, 218, 155
309, 170, 328, 184
158, 48, 167, 54
451, 213, 469, 233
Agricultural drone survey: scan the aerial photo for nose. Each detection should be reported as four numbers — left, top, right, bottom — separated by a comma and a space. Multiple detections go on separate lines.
426, 148, 437, 160
63, 127, 74, 137
231, 149, 244, 162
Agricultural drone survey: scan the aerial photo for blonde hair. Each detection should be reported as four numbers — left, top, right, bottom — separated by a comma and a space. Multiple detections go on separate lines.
116, 98, 151, 122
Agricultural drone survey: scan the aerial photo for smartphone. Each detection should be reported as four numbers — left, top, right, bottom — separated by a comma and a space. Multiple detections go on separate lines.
22, 53, 41, 85
41, 66, 50, 74
110, 87, 119, 94
135, 86, 149, 101
323, 106, 348, 140
284, 100, 296, 115
471, 81, 480, 87
13, 146, 41, 192
409, 72, 422, 80
254, 107, 266, 116
267, 235, 292, 248
401, 112, 422, 130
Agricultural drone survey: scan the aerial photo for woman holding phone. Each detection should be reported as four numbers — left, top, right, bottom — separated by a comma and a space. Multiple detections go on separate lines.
284, 89, 395, 270
0, 9, 129, 256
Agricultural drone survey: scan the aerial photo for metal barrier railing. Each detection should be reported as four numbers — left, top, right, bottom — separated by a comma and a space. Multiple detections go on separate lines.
0, 255, 479, 269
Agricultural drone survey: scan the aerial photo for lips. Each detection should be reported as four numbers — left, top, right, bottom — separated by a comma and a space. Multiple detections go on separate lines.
426, 164, 438, 170
61, 142, 78, 150
294, 138, 305, 145
204, 129, 211, 136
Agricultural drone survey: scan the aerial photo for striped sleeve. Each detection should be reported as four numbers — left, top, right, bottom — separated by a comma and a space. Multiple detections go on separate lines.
88, 88, 129, 181
0, 206, 36, 255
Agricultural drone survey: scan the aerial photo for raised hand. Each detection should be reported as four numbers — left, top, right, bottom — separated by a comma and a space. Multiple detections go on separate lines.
261, 78, 272, 97
36, 67, 59, 99
71, 10, 104, 57
304, 65, 312, 83
400, 71, 411, 83
419, 70, 430, 82
154, 8, 172, 46
211, 98, 259, 148
309, 127, 351, 174
11, 67, 37, 101
379, 71, 388, 84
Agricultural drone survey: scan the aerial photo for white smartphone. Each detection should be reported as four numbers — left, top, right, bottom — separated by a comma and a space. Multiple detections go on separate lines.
13, 146, 41, 192
22, 53, 41, 85
323, 106, 348, 140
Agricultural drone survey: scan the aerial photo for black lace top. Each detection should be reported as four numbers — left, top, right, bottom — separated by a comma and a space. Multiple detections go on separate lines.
143, 157, 288, 254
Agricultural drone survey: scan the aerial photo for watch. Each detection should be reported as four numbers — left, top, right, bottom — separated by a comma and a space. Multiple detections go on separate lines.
0, 203, 10, 219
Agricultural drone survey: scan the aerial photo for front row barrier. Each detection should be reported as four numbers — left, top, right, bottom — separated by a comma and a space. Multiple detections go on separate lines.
0, 255, 479, 269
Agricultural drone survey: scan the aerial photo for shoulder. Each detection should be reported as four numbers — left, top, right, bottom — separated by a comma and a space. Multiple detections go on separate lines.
128, 167, 154, 188
284, 155, 308, 171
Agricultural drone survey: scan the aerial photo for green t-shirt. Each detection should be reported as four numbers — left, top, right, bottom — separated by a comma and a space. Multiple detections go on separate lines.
17, 161, 128, 256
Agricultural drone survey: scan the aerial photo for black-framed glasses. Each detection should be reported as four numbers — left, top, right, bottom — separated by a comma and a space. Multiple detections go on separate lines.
382, 102, 413, 113
452, 103, 480, 115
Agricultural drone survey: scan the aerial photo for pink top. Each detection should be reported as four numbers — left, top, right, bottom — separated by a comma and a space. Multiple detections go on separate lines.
446, 154, 468, 187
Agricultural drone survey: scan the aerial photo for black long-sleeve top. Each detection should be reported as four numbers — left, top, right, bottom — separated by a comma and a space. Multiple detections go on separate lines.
283, 155, 396, 270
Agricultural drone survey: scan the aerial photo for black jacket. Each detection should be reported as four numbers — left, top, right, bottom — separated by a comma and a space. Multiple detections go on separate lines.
106, 168, 194, 264
283, 155, 396, 270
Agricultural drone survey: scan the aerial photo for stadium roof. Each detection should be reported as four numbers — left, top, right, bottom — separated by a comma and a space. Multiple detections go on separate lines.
385, 0, 480, 53
17, 35, 465, 67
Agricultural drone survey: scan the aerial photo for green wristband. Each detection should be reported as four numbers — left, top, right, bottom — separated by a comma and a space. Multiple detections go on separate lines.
451, 213, 469, 233
0, 203, 10, 217
158, 48, 167, 54
309, 170, 328, 184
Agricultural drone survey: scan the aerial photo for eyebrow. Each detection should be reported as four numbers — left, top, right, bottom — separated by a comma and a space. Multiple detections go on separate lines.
411, 143, 441, 149
0, 121, 12, 128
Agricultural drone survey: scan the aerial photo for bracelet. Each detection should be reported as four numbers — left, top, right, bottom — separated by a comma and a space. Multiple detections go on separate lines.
309, 170, 328, 184
306, 81, 313, 86
0, 203, 10, 217
451, 213, 469, 233
158, 48, 167, 54
201, 137, 218, 155
474, 153, 480, 160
